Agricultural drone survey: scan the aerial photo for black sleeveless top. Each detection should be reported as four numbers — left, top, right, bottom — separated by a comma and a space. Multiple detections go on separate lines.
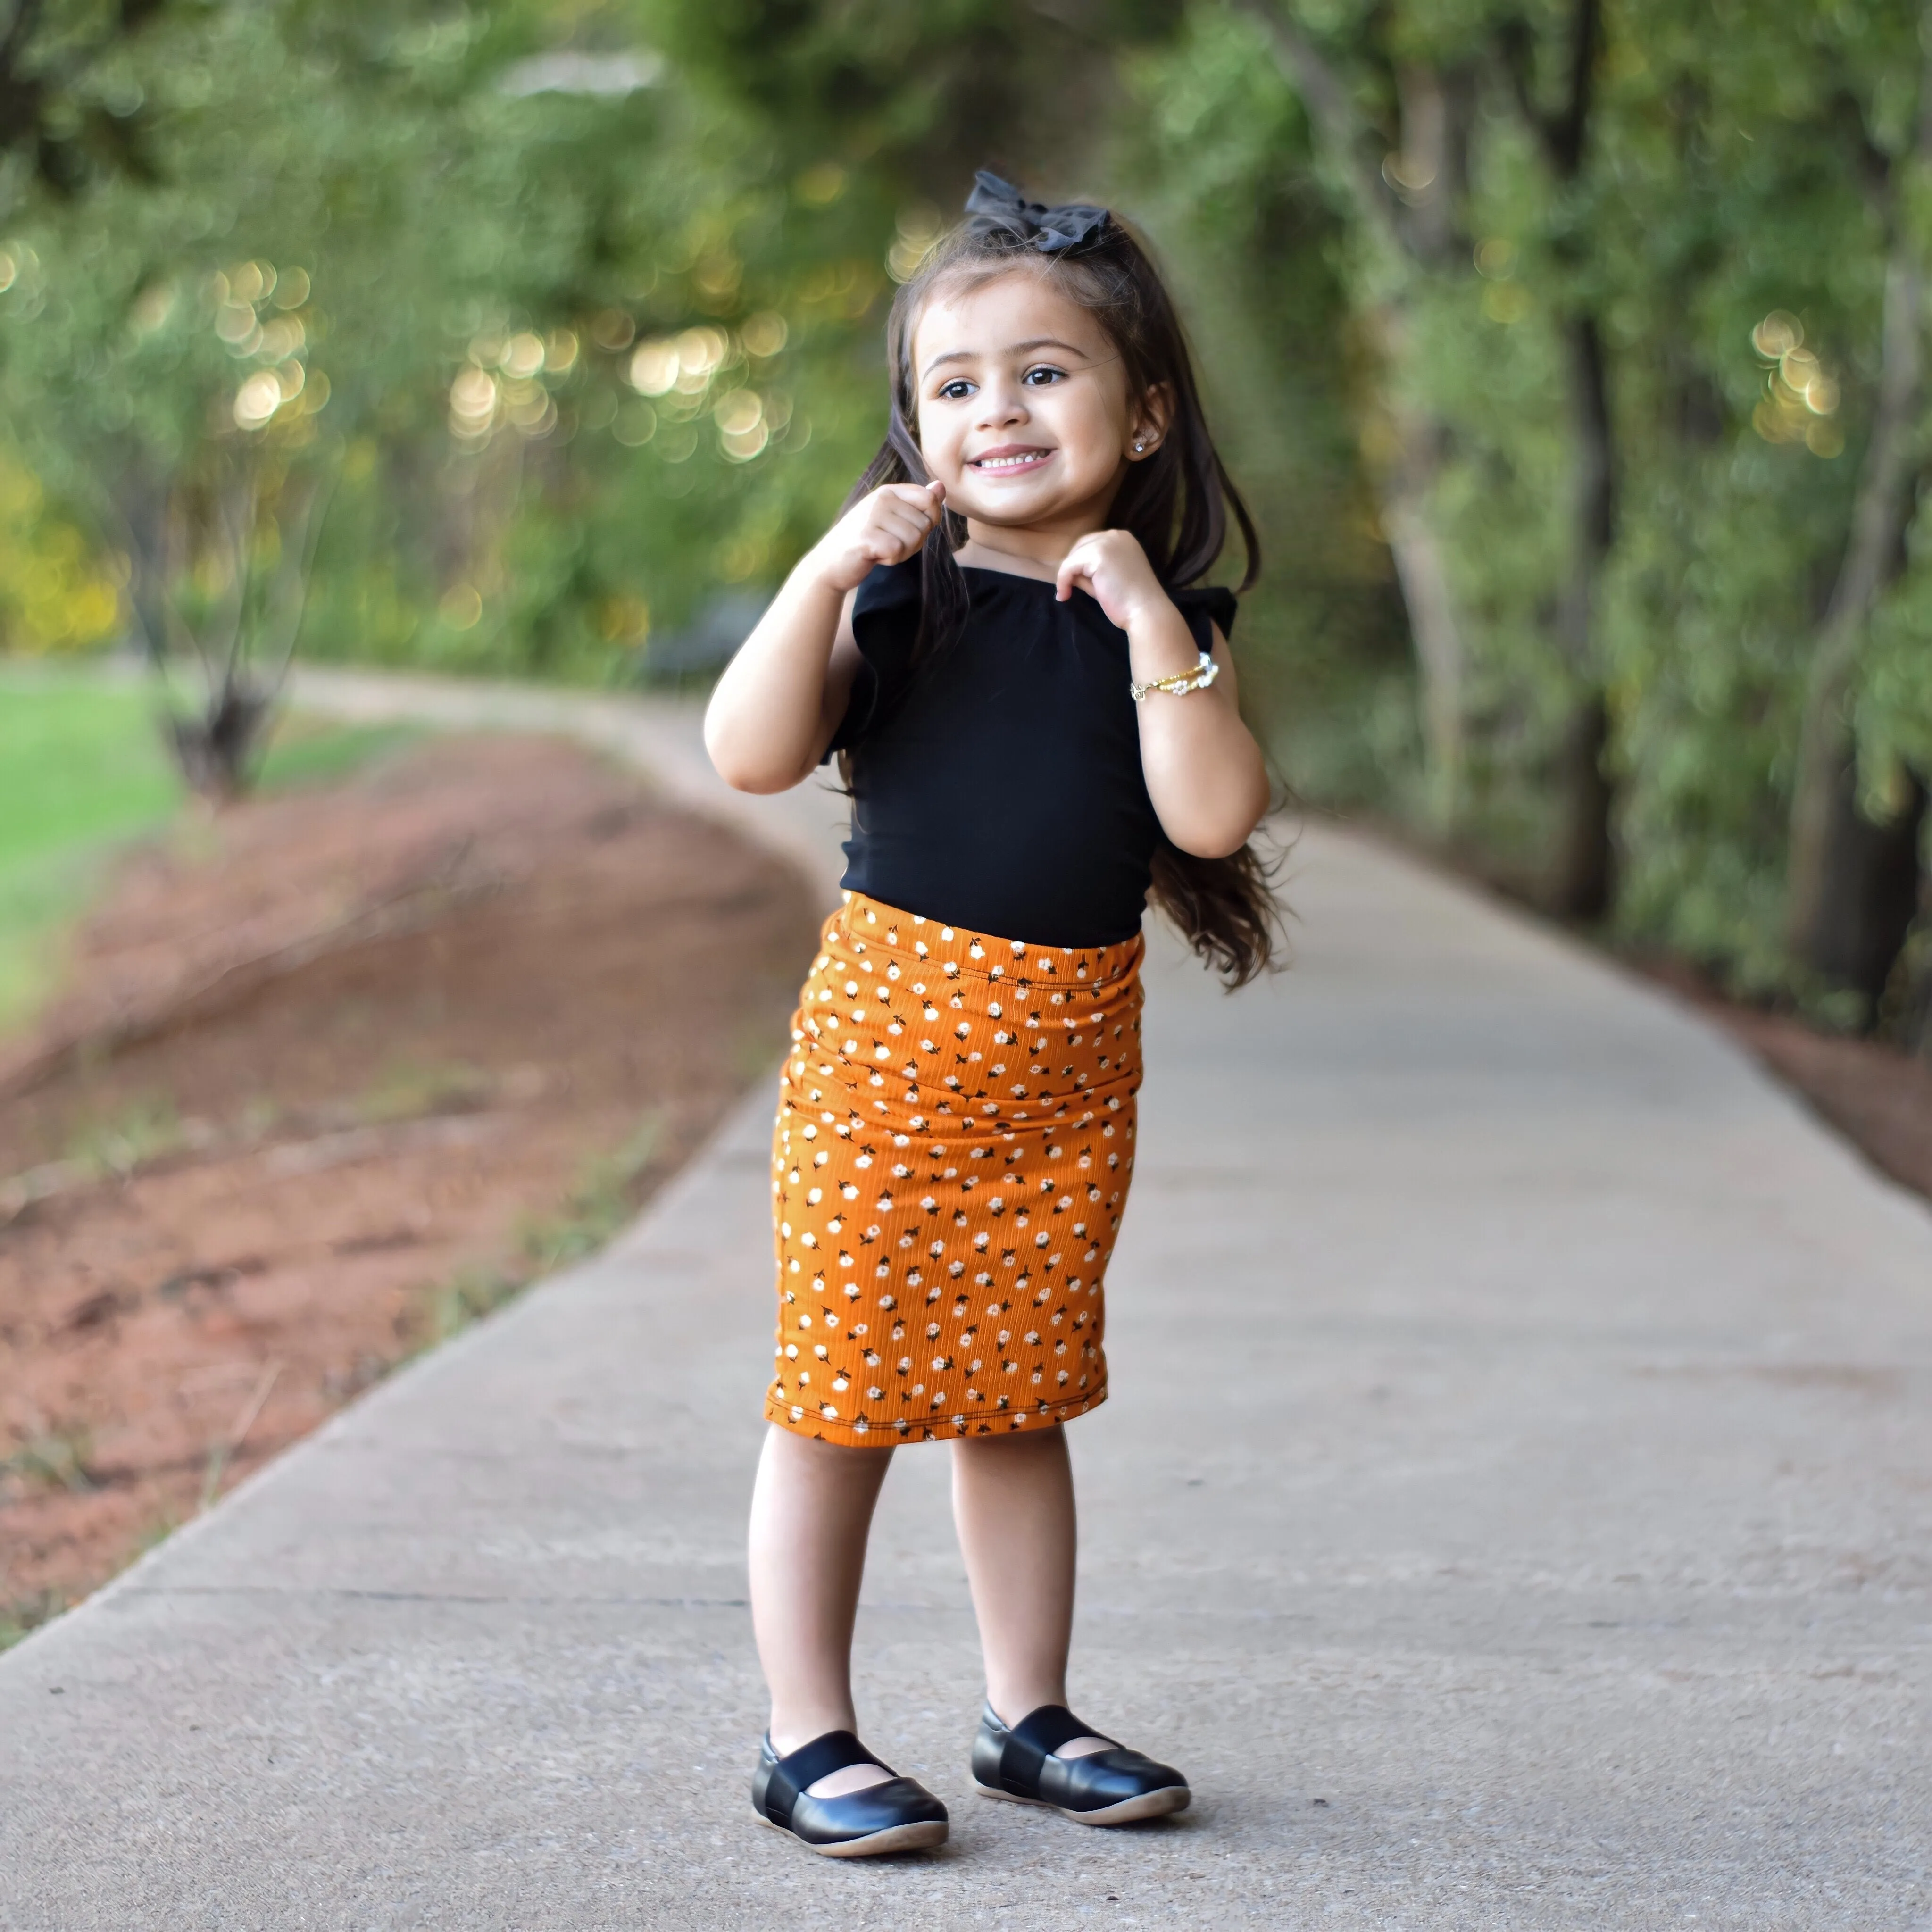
825, 558, 1237, 947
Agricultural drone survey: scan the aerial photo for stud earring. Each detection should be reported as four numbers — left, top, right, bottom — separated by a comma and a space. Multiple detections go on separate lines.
1133, 439, 1146, 453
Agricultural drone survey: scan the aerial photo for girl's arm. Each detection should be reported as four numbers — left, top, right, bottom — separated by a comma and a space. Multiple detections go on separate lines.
705, 481, 945, 794
1055, 531, 1271, 858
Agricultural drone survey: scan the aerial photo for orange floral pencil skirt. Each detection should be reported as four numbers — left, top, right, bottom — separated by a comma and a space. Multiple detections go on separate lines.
766, 891, 1143, 1446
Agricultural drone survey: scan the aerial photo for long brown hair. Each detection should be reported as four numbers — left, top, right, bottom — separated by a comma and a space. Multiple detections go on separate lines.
842, 181, 1283, 987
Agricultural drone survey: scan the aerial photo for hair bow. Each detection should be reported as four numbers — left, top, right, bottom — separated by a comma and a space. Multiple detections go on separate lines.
964, 170, 1110, 254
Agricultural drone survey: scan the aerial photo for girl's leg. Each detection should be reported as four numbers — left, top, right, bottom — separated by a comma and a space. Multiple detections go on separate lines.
951, 1425, 1083, 1724
748, 1424, 895, 1785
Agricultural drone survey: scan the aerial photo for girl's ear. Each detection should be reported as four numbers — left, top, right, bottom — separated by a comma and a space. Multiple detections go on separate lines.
1128, 382, 1175, 461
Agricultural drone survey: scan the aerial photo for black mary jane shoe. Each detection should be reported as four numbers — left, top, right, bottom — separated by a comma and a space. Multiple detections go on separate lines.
972, 1703, 1190, 1825
752, 1729, 949, 1857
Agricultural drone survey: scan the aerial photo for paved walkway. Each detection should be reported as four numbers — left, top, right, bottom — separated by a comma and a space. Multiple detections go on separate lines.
3, 672, 1929, 1930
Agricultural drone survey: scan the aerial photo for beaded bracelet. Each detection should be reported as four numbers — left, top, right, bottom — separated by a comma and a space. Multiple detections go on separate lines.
1129, 651, 1220, 703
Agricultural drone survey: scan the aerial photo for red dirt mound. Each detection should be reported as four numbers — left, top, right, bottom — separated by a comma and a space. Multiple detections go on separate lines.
0, 733, 820, 1634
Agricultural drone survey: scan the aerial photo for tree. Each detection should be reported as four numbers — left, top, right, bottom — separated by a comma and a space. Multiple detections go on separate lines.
1783, 4, 1932, 1008
1596, 0, 1929, 1023
1235, 0, 1621, 913
0, 0, 514, 788
1233, 0, 1479, 831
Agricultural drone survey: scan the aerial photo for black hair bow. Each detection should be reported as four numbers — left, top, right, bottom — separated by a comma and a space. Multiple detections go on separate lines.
964, 170, 1109, 254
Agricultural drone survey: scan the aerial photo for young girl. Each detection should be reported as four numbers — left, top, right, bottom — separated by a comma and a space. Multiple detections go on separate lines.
705, 171, 1276, 1857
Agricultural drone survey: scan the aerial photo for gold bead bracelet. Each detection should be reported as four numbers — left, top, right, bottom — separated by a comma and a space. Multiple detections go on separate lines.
1129, 652, 1220, 703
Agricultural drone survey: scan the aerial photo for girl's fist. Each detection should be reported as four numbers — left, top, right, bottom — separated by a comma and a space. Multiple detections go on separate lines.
811, 481, 946, 593
1054, 528, 1164, 633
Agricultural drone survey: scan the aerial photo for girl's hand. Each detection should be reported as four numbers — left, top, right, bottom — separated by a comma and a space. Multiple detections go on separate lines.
1055, 528, 1166, 633
810, 481, 946, 594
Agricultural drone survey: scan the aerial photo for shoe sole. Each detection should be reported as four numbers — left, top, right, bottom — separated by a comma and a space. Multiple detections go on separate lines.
973, 1777, 1191, 1825
760, 1815, 950, 1857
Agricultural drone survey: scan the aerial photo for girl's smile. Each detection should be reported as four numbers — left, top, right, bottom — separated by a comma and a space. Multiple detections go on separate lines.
968, 443, 1056, 476
911, 272, 1162, 567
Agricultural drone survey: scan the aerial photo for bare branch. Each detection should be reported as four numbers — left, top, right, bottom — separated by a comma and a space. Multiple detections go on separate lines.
0, 0, 46, 155
165, 488, 212, 682
262, 453, 341, 693
1495, 17, 1552, 159
0, 0, 43, 70
1393, 63, 1475, 267
1553, 0, 1600, 178
1232, 0, 1403, 254
1498, 0, 1598, 181
212, 460, 258, 696
1827, 84, 1894, 218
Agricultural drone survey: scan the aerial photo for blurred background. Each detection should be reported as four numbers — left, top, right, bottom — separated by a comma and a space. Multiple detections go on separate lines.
1, 0, 1928, 1037
5, 0, 1932, 1647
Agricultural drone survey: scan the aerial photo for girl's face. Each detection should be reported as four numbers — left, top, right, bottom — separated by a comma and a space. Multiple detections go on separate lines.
909, 267, 1159, 535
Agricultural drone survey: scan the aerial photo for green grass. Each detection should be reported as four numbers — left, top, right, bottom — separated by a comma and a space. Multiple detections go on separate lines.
61, 1092, 187, 1179
0, 671, 182, 1031
0, 664, 421, 1034
1, 1425, 97, 1495
354, 1057, 497, 1125
256, 715, 421, 790
0, 1590, 67, 1653
417, 1110, 668, 1346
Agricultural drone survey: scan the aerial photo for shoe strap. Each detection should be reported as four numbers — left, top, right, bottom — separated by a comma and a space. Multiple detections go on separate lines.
763, 1730, 890, 1825
1009, 1704, 1110, 1756
995, 1704, 1116, 1790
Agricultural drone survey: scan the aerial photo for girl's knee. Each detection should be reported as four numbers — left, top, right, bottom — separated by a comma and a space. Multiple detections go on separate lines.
766, 1423, 896, 1476
954, 1423, 1066, 1460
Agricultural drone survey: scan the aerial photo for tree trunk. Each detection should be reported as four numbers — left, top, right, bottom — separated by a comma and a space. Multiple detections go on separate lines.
1804, 753, 1926, 1021
1902, 925, 1932, 1058
106, 458, 173, 665
1499, 0, 1621, 921
1238, 1, 1475, 824
1546, 313, 1618, 916
1555, 315, 1615, 670
1376, 402, 1466, 823
1786, 257, 1924, 964
1545, 691, 1615, 919
1787, 26, 1932, 969
167, 681, 276, 801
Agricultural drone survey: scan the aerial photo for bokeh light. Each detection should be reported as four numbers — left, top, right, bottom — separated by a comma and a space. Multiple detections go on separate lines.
796, 162, 847, 206
629, 340, 679, 395
439, 583, 483, 628
233, 370, 283, 430
590, 309, 635, 351
450, 365, 500, 439
886, 205, 943, 283
1750, 311, 1840, 455
742, 311, 788, 358
502, 332, 545, 379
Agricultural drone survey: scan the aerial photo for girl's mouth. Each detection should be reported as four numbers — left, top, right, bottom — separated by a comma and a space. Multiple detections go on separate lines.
968, 446, 1053, 475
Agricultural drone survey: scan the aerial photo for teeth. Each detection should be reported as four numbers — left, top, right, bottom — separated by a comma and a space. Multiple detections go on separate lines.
975, 452, 1045, 470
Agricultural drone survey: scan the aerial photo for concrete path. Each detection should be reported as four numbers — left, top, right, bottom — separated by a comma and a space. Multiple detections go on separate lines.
3, 672, 1929, 1930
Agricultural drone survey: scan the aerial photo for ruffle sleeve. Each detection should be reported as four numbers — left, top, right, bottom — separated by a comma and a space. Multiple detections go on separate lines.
824, 557, 922, 757
1171, 584, 1237, 653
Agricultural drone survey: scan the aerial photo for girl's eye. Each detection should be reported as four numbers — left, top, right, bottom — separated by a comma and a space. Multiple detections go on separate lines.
1022, 366, 1065, 387
937, 378, 975, 401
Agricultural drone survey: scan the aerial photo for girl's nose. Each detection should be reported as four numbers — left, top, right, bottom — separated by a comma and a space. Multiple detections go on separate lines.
974, 383, 1029, 430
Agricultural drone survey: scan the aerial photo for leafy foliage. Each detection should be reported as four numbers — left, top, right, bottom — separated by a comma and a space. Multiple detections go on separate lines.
0, 0, 1927, 1029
